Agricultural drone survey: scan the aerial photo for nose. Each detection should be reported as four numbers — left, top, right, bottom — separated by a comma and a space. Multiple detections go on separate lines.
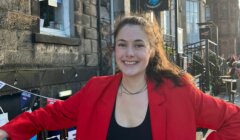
126, 46, 134, 57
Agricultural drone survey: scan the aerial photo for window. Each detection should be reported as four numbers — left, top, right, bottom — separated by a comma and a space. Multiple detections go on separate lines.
39, 0, 73, 37
186, 0, 199, 44
205, 5, 211, 21
163, 11, 170, 35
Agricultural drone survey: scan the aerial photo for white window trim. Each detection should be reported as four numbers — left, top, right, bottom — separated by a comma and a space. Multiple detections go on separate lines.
40, 0, 71, 37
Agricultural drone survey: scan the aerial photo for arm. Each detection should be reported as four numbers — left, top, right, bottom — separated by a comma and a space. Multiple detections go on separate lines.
193, 86, 240, 140
0, 129, 8, 140
0, 77, 94, 140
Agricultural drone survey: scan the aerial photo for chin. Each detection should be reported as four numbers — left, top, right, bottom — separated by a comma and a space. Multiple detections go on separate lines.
122, 71, 144, 77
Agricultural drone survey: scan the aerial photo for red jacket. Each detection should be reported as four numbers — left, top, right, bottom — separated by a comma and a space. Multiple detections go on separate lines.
1, 73, 240, 140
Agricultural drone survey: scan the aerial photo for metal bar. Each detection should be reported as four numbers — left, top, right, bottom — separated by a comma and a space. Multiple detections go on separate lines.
205, 39, 210, 91
97, 0, 103, 75
174, 0, 180, 66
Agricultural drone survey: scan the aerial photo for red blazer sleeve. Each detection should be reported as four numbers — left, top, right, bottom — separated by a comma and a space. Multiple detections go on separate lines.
193, 85, 240, 140
0, 77, 95, 140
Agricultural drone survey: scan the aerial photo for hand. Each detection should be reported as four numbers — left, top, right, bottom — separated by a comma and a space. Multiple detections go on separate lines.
0, 129, 8, 140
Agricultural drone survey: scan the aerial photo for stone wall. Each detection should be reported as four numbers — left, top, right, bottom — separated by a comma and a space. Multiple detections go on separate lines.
0, 0, 102, 97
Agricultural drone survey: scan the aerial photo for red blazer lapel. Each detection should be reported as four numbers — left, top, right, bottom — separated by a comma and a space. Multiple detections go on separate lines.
94, 73, 122, 140
93, 74, 167, 140
148, 81, 167, 140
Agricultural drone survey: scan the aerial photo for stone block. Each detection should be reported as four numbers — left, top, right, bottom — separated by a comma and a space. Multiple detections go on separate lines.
34, 43, 47, 52
17, 31, 34, 50
0, 30, 18, 50
7, 11, 39, 32
74, 0, 81, 11
92, 40, 98, 53
70, 52, 81, 64
18, 42, 33, 50
91, 17, 97, 28
83, 2, 97, 16
0, 0, 29, 13
83, 39, 92, 54
84, 28, 98, 40
17, 50, 34, 64
91, 0, 97, 5
49, 46, 79, 65
78, 39, 85, 53
4, 50, 33, 65
52, 53, 70, 64
81, 14, 91, 27
0, 51, 4, 65
34, 51, 53, 65
45, 45, 55, 53
75, 25, 83, 38
86, 53, 98, 66
74, 12, 82, 24
0, 10, 8, 29
78, 54, 85, 65
17, 31, 32, 43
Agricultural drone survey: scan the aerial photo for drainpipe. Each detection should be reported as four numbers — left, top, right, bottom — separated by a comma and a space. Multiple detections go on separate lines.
110, 0, 115, 74
97, 0, 103, 75
175, 0, 180, 66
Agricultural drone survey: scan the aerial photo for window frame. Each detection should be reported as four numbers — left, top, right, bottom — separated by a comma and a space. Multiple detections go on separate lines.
31, 0, 80, 46
186, 0, 200, 44
39, 0, 74, 37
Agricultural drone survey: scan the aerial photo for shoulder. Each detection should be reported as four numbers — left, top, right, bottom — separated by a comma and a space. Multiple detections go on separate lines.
160, 77, 198, 96
86, 73, 121, 87
161, 76, 194, 89
160, 78, 202, 107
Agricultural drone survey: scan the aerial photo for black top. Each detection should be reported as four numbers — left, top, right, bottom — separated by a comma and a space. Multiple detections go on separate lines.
107, 106, 152, 140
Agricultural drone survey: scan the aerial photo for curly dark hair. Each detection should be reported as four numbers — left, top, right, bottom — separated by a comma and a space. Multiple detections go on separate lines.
113, 14, 192, 87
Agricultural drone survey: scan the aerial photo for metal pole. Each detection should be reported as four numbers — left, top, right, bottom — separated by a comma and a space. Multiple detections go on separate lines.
216, 25, 219, 55
205, 39, 210, 91
110, 0, 115, 74
97, 0, 103, 75
175, 0, 180, 66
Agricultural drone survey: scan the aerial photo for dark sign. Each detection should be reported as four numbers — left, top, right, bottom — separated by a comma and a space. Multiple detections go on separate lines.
141, 0, 169, 11
199, 27, 211, 39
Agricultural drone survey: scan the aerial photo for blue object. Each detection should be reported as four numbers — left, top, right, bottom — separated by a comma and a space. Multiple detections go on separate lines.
148, 0, 159, 6
30, 135, 37, 140
20, 91, 33, 111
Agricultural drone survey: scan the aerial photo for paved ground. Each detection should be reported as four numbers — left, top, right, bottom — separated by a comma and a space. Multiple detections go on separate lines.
214, 92, 240, 106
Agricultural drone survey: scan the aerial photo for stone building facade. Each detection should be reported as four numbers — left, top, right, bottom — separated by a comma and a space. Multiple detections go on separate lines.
207, 0, 239, 58
0, 0, 108, 101
0, 0, 113, 139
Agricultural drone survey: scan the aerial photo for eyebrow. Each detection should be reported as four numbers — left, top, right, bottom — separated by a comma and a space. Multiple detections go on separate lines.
116, 39, 144, 42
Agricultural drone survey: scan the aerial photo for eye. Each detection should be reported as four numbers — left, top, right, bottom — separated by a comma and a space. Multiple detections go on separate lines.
117, 43, 126, 47
135, 44, 145, 48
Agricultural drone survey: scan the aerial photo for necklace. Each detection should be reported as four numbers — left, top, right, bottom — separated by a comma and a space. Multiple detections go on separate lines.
120, 81, 147, 96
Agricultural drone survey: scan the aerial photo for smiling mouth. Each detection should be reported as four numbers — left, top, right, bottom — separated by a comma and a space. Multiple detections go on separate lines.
123, 61, 138, 65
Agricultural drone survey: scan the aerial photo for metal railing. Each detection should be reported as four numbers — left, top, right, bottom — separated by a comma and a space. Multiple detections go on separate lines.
183, 39, 221, 93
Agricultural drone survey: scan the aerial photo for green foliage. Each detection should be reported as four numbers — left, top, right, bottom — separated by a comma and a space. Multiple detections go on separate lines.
209, 54, 222, 96
191, 54, 204, 75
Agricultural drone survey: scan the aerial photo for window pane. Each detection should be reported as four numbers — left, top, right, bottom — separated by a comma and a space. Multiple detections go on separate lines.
186, 0, 199, 43
186, 1, 190, 12
40, 1, 64, 30
40, 1, 55, 27
194, 2, 198, 13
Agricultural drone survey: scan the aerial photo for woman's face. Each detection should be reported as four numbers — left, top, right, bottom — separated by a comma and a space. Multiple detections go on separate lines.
115, 25, 152, 78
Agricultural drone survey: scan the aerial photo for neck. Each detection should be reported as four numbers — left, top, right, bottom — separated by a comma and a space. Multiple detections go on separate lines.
121, 74, 147, 92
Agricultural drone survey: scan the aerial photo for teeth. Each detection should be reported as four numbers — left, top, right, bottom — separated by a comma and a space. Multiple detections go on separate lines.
124, 61, 136, 65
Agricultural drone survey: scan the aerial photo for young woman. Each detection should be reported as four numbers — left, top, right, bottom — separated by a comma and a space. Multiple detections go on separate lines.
1, 15, 240, 140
